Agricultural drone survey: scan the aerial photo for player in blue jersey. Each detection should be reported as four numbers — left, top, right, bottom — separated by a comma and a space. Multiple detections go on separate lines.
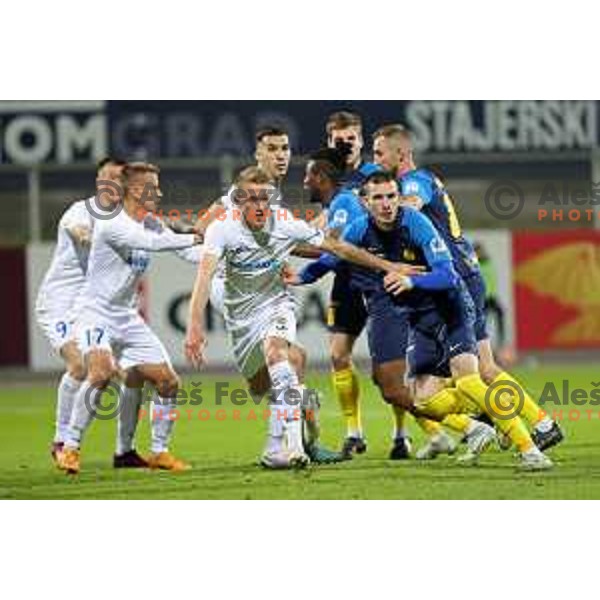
325, 111, 381, 192
297, 147, 462, 461
315, 111, 371, 455
342, 171, 552, 470
372, 124, 563, 452
301, 140, 374, 456
321, 111, 444, 457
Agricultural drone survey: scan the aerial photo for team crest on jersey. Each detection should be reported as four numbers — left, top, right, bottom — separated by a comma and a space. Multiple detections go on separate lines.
429, 238, 448, 255
127, 249, 150, 274
331, 209, 349, 228
404, 180, 420, 195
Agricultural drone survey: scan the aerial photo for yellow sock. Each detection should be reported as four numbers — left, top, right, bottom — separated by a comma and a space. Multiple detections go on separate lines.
493, 371, 542, 428
332, 367, 361, 437
455, 373, 533, 453
414, 388, 474, 435
437, 388, 472, 434
415, 387, 462, 421
415, 416, 442, 436
441, 413, 472, 435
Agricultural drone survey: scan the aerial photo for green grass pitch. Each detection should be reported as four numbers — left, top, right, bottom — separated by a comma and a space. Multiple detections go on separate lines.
1, 363, 599, 499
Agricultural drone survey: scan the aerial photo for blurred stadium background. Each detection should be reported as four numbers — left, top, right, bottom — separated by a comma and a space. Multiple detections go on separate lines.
2, 100, 599, 373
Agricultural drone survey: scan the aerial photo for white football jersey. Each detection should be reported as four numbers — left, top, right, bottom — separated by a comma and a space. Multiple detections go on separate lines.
80, 210, 197, 317
203, 207, 325, 325
36, 197, 99, 317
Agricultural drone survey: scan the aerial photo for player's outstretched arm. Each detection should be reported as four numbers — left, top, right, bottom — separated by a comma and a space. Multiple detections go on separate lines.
291, 245, 323, 259
185, 252, 218, 368
193, 199, 227, 237
320, 233, 424, 276
108, 218, 201, 252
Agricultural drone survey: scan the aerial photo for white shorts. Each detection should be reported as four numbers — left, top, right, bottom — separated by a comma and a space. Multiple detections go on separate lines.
76, 310, 171, 371
228, 302, 297, 380
36, 308, 77, 352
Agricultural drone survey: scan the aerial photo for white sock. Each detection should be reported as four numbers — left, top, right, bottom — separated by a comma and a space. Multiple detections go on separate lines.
116, 385, 143, 455
301, 386, 320, 448
64, 380, 102, 449
534, 416, 554, 433
151, 395, 175, 454
394, 428, 408, 441
268, 360, 304, 454
265, 390, 285, 454
55, 373, 82, 443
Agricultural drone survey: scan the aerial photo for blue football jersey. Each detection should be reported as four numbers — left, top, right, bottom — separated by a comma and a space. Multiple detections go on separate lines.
326, 188, 366, 232
399, 168, 479, 278
342, 206, 453, 308
340, 161, 383, 193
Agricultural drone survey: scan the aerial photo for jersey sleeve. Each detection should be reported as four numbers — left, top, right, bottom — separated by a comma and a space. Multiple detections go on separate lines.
219, 186, 235, 210
102, 216, 196, 252
401, 173, 434, 207
283, 211, 326, 246
327, 192, 362, 232
341, 215, 368, 246
404, 209, 452, 266
298, 253, 340, 284
202, 219, 229, 260
174, 245, 203, 263
60, 201, 91, 230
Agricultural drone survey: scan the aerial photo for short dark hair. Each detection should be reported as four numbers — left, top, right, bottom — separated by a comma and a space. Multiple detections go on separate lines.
360, 170, 396, 196
255, 124, 289, 143
309, 146, 349, 183
326, 111, 363, 135
96, 156, 126, 174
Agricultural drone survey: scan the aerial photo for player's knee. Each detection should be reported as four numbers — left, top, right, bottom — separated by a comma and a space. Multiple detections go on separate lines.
330, 341, 352, 371
87, 369, 112, 390
264, 343, 288, 366
384, 388, 413, 411
67, 359, 86, 382
331, 354, 352, 371
479, 361, 501, 385
329, 335, 354, 371
289, 345, 306, 376
413, 378, 441, 404
124, 368, 145, 388
155, 372, 180, 398
375, 379, 413, 410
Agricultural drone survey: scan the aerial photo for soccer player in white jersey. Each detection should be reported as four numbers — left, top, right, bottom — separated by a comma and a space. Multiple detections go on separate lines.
56, 162, 201, 475
36, 157, 125, 465
197, 127, 341, 463
209, 125, 292, 313
184, 166, 420, 469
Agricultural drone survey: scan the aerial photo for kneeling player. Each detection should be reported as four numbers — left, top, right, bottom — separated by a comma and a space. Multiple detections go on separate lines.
184, 166, 419, 469
345, 172, 553, 470
373, 124, 563, 451
297, 145, 457, 459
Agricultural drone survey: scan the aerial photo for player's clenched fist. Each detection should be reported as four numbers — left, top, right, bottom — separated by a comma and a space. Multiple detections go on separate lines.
383, 271, 414, 295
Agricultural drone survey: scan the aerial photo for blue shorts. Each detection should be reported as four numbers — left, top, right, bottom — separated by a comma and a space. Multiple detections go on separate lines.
406, 284, 477, 378
327, 273, 368, 336
463, 272, 488, 342
366, 293, 409, 366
